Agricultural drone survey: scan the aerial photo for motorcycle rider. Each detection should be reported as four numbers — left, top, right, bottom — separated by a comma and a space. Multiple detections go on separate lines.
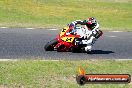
68, 17, 103, 53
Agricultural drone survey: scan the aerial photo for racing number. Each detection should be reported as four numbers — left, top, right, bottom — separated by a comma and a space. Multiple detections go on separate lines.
66, 38, 72, 42
60, 28, 68, 37
62, 28, 67, 32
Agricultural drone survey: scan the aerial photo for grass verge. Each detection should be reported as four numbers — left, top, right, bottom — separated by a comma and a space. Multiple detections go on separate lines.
0, 59, 132, 88
0, 0, 132, 31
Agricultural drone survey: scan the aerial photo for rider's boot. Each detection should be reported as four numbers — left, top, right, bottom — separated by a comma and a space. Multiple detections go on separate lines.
84, 45, 93, 54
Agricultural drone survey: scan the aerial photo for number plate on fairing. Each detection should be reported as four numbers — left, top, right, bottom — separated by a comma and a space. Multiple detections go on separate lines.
61, 37, 75, 43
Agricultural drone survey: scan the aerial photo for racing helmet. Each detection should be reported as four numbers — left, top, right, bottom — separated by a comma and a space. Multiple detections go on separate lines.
87, 17, 96, 24
86, 17, 97, 30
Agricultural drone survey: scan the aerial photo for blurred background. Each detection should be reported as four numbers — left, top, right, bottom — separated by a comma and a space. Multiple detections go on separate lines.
0, 0, 132, 30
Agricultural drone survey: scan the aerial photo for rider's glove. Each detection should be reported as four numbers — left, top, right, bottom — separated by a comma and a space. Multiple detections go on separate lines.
70, 29, 76, 34
66, 29, 76, 36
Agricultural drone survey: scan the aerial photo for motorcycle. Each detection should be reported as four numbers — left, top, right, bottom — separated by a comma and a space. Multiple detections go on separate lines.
44, 26, 86, 52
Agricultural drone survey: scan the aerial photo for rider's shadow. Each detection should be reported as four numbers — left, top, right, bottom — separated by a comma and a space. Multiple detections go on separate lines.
91, 50, 114, 54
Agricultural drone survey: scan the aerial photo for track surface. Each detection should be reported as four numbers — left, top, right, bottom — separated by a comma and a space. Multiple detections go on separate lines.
0, 28, 132, 60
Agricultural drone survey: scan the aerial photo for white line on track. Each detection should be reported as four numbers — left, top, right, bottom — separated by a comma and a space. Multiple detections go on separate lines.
0, 59, 17, 61
0, 59, 60, 61
26, 28, 35, 29
0, 59, 131, 61
48, 29, 58, 30
105, 35, 117, 38
109, 31, 123, 32
36, 60, 60, 61
0, 27, 8, 29
115, 59, 132, 61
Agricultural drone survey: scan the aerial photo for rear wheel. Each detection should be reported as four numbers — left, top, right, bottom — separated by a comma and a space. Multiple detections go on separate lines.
72, 44, 86, 53
44, 39, 58, 51
72, 46, 81, 53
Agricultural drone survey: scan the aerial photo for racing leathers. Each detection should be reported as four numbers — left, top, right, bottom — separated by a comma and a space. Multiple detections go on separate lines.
68, 19, 103, 53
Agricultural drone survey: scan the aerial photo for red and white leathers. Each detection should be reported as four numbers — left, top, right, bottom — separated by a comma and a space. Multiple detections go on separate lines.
82, 23, 100, 52
69, 18, 102, 52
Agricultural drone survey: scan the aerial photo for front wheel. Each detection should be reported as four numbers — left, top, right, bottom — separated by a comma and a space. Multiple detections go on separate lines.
44, 39, 58, 51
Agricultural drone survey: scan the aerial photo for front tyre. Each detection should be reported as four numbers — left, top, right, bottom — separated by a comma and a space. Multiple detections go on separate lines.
44, 39, 58, 51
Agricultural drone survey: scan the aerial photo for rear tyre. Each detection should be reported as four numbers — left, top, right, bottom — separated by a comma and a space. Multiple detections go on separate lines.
72, 46, 80, 53
72, 44, 86, 53
44, 39, 58, 51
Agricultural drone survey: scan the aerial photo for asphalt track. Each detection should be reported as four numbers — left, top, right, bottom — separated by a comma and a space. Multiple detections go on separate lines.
0, 28, 132, 60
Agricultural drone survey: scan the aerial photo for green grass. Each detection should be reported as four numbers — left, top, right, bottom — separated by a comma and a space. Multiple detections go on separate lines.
0, 59, 132, 88
0, 0, 132, 31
